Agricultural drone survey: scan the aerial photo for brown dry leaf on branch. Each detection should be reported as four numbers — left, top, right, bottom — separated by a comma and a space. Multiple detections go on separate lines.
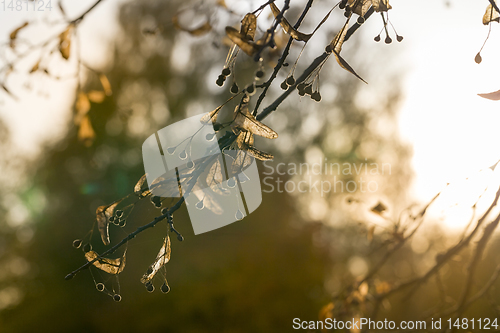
372, 0, 392, 12
96, 200, 123, 245
225, 13, 272, 57
478, 89, 500, 100
172, 14, 212, 36
229, 101, 277, 161
333, 50, 367, 84
348, 0, 372, 16
9, 22, 28, 48
59, 24, 74, 60
483, 1, 500, 25
85, 250, 126, 275
29, 60, 40, 73
269, 3, 311, 42
134, 174, 148, 195
141, 236, 171, 284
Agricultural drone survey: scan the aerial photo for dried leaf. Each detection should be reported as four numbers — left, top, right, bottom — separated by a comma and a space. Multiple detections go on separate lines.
99, 74, 112, 96
478, 89, 500, 100
371, 0, 392, 12
333, 50, 367, 84
75, 92, 90, 125
134, 174, 148, 195
172, 15, 212, 36
232, 103, 278, 139
225, 27, 259, 56
85, 250, 126, 275
141, 236, 171, 284
327, 20, 349, 54
348, 0, 372, 16
200, 105, 223, 125
270, 3, 311, 42
371, 202, 387, 215
192, 183, 224, 214
88, 90, 106, 103
96, 200, 122, 245
58, 24, 74, 60
78, 115, 95, 147
9, 22, 28, 48
240, 13, 257, 40
483, 2, 500, 25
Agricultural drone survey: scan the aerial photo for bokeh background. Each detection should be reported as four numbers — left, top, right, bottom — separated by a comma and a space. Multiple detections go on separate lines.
1, 0, 500, 332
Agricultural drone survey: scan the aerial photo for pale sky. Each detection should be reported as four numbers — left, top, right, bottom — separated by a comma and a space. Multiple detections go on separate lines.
1, 0, 500, 218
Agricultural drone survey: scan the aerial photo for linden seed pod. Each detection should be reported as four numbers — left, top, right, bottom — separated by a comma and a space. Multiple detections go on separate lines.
113, 294, 122, 302
255, 70, 264, 78
385, 36, 392, 44
96, 283, 105, 292
116, 210, 124, 218
230, 82, 239, 94
72, 239, 82, 248
146, 284, 155, 293
280, 81, 288, 90
246, 83, 256, 96
161, 283, 170, 294
286, 76, 295, 86
221, 68, 231, 76
177, 234, 184, 242
374, 35, 381, 42
83, 243, 92, 253
397, 35, 404, 42
357, 17, 365, 24
304, 85, 313, 95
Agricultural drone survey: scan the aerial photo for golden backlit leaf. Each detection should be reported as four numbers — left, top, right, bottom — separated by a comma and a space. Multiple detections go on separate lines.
270, 3, 312, 42
200, 105, 223, 125
134, 174, 148, 194
85, 250, 126, 275
58, 24, 74, 60
99, 74, 112, 96
348, 0, 372, 16
240, 13, 257, 41
232, 103, 278, 139
75, 92, 90, 125
78, 115, 95, 147
333, 50, 367, 84
9, 22, 28, 48
225, 27, 259, 56
192, 184, 224, 214
87, 90, 106, 103
327, 20, 349, 54
141, 236, 171, 284
478, 89, 500, 100
217, 0, 227, 8
371, 0, 392, 12
483, 2, 500, 25
371, 201, 387, 215
96, 200, 122, 245
206, 159, 231, 196
172, 15, 212, 36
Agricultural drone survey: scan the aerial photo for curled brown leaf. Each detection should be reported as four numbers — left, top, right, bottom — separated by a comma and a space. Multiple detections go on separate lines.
85, 250, 126, 275
270, 3, 311, 42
